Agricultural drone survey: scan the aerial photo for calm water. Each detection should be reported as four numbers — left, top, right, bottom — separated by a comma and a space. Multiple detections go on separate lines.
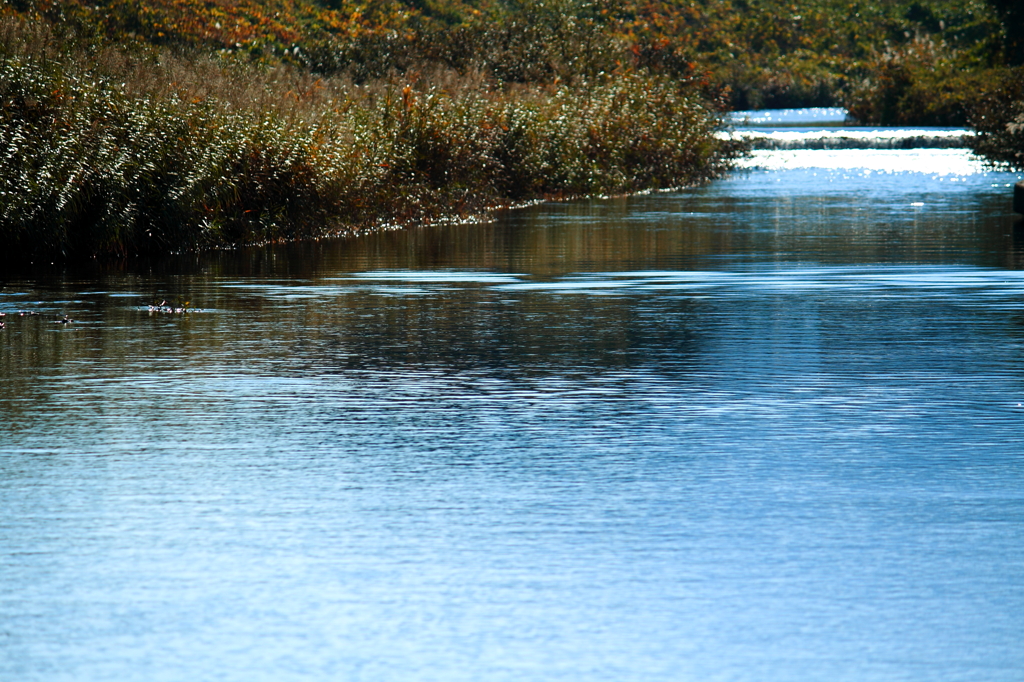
2, 141, 1024, 681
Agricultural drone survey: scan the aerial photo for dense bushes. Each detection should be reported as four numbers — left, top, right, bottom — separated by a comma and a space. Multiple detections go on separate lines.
844, 40, 1016, 126
0, 18, 735, 259
968, 67, 1024, 170
2, 0, 1021, 261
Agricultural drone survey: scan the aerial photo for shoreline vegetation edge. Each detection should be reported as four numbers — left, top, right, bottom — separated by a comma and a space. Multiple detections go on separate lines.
0, 17, 743, 262
2, 0, 1023, 261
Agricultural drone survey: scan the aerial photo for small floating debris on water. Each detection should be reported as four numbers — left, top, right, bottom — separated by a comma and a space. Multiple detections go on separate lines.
147, 299, 200, 314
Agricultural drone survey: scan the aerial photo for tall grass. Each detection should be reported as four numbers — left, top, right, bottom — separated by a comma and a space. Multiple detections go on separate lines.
0, 17, 737, 259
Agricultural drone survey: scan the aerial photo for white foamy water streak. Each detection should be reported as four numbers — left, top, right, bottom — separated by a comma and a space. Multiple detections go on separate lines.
735, 148, 989, 175
488, 266, 1024, 299
723, 127, 970, 150
728, 107, 850, 125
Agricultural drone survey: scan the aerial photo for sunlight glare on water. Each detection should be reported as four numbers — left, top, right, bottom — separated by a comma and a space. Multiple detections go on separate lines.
737, 148, 989, 174
728, 107, 850, 125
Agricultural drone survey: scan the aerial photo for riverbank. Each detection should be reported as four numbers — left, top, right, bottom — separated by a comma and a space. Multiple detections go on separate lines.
4, 0, 1023, 262
0, 18, 739, 261
967, 68, 1024, 171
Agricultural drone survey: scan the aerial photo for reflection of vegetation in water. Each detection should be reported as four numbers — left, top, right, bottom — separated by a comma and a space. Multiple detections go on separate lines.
0, 276, 704, 392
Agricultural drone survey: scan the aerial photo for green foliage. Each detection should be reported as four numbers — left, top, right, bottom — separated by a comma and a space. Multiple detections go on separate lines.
3, 0, 1011, 118
968, 67, 1024, 170
0, 17, 736, 260
598, 0, 1004, 111
844, 39, 1016, 126
301, 0, 623, 84
985, 0, 1024, 65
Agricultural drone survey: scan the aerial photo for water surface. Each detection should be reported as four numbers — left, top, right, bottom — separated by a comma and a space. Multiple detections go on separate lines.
728, 106, 851, 125
2, 138, 1023, 681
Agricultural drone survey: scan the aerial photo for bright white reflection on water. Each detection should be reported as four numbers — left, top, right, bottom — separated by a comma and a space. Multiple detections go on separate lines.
728, 106, 850, 125
738, 148, 989, 174
2, 135, 1024, 681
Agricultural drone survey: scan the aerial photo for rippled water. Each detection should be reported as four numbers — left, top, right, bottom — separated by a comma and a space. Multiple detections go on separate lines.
2, 139, 1024, 681
728, 106, 851, 125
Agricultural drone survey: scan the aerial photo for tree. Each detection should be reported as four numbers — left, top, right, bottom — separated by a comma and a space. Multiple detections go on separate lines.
988, 0, 1024, 65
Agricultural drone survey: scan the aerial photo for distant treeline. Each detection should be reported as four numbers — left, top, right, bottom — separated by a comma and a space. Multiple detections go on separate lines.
6, 0, 1020, 115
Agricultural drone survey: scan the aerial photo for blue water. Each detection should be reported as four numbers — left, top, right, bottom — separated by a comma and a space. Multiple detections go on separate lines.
728, 106, 850, 125
2, 141, 1023, 681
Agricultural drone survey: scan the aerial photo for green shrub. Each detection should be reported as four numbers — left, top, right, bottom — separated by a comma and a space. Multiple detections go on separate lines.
968, 67, 1024, 169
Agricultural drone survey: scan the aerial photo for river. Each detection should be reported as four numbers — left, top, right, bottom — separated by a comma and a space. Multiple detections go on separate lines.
2, 115, 1023, 681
